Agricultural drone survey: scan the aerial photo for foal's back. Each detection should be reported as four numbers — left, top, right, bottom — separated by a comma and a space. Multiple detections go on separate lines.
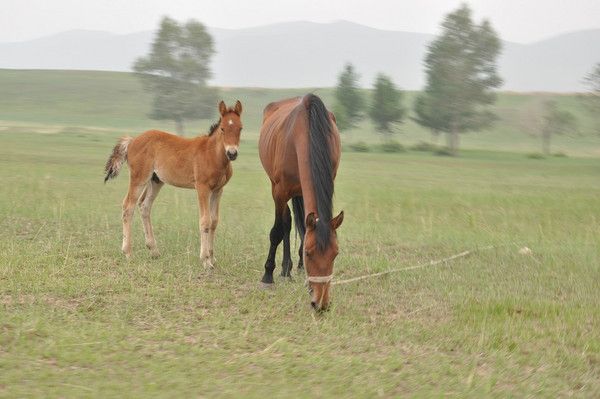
128, 130, 213, 189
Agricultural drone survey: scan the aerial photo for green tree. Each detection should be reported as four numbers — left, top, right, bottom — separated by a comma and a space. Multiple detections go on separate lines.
584, 63, 600, 99
541, 101, 578, 155
368, 73, 405, 137
133, 16, 218, 135
415, 3, 502, 155
583, 63, 600, 133
334, 63, 365, 130
413, 94, 443, 144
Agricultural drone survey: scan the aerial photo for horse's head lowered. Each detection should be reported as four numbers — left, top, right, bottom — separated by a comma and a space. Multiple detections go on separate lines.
217, 100, 243, 161
304, 210, 344, 311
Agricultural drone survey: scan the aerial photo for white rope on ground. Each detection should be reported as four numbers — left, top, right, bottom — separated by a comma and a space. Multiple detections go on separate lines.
332, 245, 498, 286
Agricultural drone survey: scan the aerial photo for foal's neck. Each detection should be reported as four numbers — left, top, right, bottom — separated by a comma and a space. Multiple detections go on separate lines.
203, 131, 229, 168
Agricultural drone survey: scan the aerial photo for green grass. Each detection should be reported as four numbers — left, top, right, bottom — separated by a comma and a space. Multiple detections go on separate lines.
1, 127, 599, 397
1, 69, 599, 156
1, 69, 599, 396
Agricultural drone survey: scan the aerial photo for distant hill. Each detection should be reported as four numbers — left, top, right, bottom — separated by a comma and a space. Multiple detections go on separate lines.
0, 21, 599, 92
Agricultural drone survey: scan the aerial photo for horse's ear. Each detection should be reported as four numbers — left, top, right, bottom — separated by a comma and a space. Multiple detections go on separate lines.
329, 111, 337, 124
306, 212, 318, 231
234, 100, 243, 115
330, 210, 344, 230
218, 100, 227, 116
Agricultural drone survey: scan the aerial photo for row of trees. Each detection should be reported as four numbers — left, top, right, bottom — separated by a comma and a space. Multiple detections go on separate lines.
333, 4, 596, 156
334, 4, 502, 155
135, 6, 597, 155
333, 64, 405, 136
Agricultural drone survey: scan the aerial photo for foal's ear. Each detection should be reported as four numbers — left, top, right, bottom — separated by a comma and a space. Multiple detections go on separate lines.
330, 210, 344, 230
234, 100, 243, 115
218, 100, 227, 116
306, 212, 318, 231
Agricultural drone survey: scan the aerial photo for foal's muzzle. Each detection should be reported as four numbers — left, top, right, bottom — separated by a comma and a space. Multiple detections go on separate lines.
226, 149, 238, 161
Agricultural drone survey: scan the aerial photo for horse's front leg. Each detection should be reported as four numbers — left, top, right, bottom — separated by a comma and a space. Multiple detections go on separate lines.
261, 189, 287, 286
208, 188, 223, 266
195, 184, 213, 268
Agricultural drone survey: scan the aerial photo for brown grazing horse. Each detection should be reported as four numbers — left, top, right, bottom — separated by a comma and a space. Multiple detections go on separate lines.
258, 94, 343, 311
104, 100, 243, 268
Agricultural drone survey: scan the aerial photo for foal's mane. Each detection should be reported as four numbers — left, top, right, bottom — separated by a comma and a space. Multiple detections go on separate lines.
208, 119, 221, 136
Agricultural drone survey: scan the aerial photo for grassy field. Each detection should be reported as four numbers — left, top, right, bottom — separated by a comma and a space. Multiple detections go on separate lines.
1, 69, 599, 156
1, 69, 600, 397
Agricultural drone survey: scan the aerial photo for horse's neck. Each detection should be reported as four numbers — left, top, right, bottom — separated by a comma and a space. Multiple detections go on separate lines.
294, 133, 319, 217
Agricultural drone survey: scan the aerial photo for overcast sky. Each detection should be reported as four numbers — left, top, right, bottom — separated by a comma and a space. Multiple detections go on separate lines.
2, 0, 599, 44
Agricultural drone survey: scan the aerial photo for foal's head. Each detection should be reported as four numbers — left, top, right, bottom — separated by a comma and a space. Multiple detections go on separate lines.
217, 100, 243, 161
304, 210, 344, 311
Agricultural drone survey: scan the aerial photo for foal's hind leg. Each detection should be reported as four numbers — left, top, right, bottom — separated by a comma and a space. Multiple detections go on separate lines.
139, 178, 164, 258
122, 181, 146, 258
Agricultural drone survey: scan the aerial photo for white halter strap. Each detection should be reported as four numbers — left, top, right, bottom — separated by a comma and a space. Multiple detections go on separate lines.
302, 236, 333, 284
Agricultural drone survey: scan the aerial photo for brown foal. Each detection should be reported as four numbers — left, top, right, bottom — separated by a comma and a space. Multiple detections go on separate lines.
104, 100, 243, 267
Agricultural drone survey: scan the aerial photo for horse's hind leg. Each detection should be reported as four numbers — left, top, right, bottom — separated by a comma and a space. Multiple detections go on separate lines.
139, 178, 164, 258
297, 238, 304, 272
280, 204, 293, 278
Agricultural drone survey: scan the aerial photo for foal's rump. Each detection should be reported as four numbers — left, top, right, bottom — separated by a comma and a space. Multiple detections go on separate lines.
104, 130, 197, 188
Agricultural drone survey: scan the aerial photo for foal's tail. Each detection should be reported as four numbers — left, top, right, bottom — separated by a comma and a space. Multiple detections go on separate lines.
104, 136, 132, 183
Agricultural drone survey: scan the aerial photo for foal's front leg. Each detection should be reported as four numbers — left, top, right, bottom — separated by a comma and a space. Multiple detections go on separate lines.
208, 188, 223, 266
195, 184, 213, 268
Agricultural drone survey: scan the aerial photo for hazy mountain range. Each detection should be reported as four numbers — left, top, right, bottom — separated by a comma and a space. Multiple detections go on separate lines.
1, 20, 598, 92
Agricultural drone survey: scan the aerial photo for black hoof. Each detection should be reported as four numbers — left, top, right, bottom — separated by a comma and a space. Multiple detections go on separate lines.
261, 274, 274, 285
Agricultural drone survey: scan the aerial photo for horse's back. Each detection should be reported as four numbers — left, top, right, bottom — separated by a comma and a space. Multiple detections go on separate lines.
258, 97, 306, 178
262, 97, 302, 122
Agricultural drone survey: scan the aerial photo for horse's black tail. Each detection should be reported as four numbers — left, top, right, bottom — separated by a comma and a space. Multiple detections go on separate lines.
304, 93, 334, 250
104, 136, 132, 183
291, 196, 305, 238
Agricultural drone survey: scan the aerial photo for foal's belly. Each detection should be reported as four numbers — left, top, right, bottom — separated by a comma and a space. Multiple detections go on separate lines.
153, 166, 195, 189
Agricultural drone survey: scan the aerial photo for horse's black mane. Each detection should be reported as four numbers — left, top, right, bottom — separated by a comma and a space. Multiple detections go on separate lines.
208, 119, 221, 136
305, 94, 334, 251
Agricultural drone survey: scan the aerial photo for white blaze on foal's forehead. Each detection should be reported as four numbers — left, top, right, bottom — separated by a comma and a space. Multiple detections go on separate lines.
228, 119, 233, 125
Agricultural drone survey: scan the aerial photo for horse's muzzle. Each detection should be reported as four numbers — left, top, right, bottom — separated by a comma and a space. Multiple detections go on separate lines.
311, 300, 330, 312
